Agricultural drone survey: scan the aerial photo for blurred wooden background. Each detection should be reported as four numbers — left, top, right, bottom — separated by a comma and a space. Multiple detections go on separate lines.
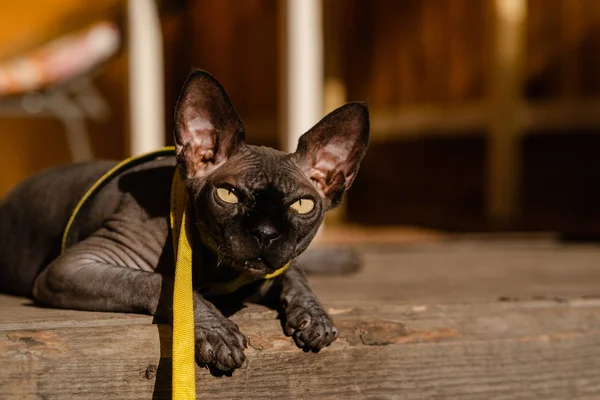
2, 0, 600, 234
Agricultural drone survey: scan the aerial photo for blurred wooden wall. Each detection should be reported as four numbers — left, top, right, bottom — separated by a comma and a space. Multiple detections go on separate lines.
3, 0, 600, 233
331, 0, 490, 106
328, 0, 600, 104
163, 0, 280, 148
521, 0, 600, 235
526, 0, 600, 99
324, 0, 600, 232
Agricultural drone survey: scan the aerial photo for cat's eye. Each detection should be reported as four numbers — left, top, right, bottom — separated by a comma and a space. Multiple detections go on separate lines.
216, 187, 239, 204
290, 198, 315, 214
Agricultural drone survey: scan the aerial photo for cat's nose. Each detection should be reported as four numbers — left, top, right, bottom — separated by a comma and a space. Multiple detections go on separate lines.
251, 224, 280, 248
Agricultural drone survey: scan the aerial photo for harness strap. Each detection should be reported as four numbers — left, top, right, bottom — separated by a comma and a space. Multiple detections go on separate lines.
61, 147, 176, 252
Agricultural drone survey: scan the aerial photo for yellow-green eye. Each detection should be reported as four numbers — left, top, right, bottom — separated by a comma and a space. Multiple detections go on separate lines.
216, 187, 239, 204
290, 198, 315, 214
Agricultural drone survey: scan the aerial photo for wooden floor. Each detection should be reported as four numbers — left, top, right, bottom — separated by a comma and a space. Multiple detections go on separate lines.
2, 235, 600, 399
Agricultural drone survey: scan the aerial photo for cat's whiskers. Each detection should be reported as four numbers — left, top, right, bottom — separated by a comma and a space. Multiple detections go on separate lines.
216, 244, 224, 268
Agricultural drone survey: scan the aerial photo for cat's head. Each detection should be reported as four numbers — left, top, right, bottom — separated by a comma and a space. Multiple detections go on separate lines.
174, 70, 369, 277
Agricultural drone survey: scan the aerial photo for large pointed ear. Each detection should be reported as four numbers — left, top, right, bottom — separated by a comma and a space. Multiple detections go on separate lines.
293, 102, 369, 208
174, 70, 246, 179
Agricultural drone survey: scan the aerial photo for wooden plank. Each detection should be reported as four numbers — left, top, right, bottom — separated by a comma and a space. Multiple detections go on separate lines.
3, 237, 600, 325
2, 238, 600, 398
1, 299, 599, 399
366, 99, 600, 139
447, 0, 488, 102
521, 100, 600, 131
310, 239, 600, 304
369, 102, 489, 139
0, 294, 152, 331
368, 99, 600, 141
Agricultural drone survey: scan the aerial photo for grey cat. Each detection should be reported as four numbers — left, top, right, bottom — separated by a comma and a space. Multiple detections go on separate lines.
0, 70, 369, 373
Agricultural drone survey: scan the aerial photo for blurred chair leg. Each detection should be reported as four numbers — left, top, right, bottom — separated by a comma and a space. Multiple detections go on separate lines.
127, 0, 165, 156
487, 0, 527, 226
282, 0, 325, 237
69, 77, 110, 121
47, 92, 94, 162
283, 0, 324, 153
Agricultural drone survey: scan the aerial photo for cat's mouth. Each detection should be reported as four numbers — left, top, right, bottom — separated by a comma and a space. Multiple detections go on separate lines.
243, 257, 271, 274
214, 244, 288, 277
239, 257, 283, 277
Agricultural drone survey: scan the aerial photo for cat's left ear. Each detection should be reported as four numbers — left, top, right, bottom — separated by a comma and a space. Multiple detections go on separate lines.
293, 102, 369, 208
174, 70, 246, 179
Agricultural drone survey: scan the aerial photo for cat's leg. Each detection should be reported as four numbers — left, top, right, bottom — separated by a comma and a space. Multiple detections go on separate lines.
33, 250, 168, 315
191, 291, 247, 371
33, 235, 246, 372
259, 262, 338, 351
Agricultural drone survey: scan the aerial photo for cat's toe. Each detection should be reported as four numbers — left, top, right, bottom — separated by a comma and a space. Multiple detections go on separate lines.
195, 336, 215, 366
296, 319, 337, 351
195, 321, 247, 372
283, 305, 338, 351
284, 310, 311, 336
213, 341, 243, 371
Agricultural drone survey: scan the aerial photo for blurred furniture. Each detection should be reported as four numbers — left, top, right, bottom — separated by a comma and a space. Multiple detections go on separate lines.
0, 22, 120, 162
0, 0, 165, 162
126, 0, 165, 156
280, 0, 323, 153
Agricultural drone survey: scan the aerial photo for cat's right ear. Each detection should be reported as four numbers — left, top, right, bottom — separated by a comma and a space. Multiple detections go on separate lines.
293, 102, 369, 209
174, 70, 246, 179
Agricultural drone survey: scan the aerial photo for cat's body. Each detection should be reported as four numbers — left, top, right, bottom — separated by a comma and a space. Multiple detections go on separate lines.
0, 156, 175, 299
0, 71, 369, 373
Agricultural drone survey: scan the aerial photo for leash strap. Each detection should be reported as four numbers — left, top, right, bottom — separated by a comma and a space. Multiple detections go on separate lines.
169, 169, 289, 399
170, 170, 196, 399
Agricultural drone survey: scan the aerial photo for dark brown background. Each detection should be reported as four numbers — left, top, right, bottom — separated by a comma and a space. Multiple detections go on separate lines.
2, 0, 600, 234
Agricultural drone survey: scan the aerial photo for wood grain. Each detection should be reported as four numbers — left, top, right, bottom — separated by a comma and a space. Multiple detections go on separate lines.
1, 300, 599, 399
2, 240, 600, 399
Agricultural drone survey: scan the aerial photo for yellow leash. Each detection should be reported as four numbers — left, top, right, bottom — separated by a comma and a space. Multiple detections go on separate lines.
62, 147, 290, 399
170, 170, 196, 399
169, 169, 289, 399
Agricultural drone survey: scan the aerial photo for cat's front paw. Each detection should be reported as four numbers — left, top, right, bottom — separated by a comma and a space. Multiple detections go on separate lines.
282, 300, 338, 352
195, 316, 247, 373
